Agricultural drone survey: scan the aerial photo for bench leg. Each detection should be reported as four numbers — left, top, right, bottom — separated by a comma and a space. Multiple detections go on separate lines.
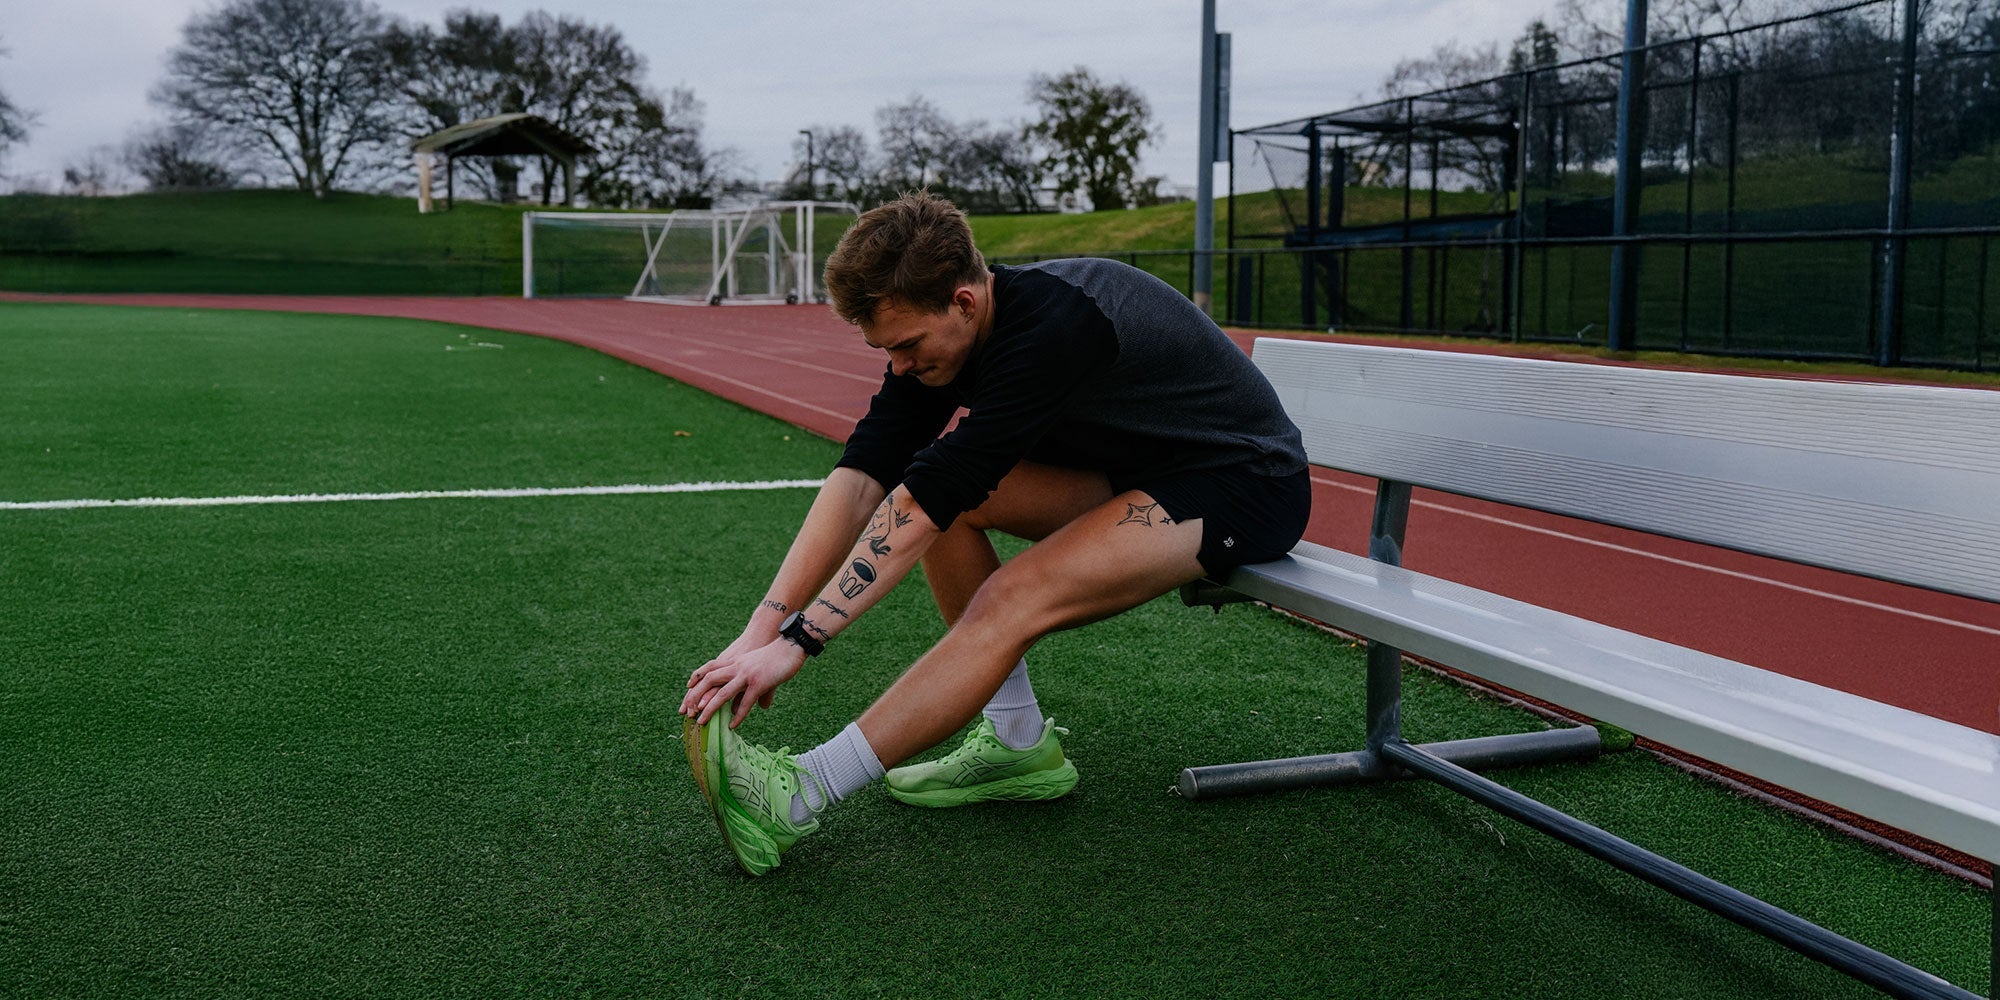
1177, 725, 1607, 799
1384, 740, 1982, 1000
1181, 623, 1607, 800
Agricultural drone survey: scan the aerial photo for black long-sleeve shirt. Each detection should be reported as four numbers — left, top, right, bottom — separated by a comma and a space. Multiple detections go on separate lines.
836, 258, 1306, 530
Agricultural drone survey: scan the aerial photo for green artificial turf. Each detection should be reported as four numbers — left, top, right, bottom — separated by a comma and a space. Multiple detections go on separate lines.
0, 303, 1987, 997
0, 303, 827, 502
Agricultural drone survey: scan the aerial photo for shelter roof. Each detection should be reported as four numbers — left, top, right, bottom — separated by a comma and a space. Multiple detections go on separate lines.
411, 114, 593, 158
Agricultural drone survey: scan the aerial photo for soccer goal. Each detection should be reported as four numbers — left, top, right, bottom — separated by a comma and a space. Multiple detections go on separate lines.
521, 201, 858, 304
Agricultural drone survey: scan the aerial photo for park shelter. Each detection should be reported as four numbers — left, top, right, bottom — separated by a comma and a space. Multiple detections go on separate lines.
411, 113, 593, 212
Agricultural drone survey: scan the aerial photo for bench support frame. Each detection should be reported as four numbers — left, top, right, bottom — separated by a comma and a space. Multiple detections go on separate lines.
1177, 478, 1985, 1000
1181, 480, 1609, 799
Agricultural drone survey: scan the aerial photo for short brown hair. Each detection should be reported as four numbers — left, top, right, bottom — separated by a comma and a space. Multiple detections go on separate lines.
823, 191, 988, 326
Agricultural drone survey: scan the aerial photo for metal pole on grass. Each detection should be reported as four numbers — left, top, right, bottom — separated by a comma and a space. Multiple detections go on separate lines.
1607, 0, 1649, 352
800, 130, 815, 199
522, 212, 535, 299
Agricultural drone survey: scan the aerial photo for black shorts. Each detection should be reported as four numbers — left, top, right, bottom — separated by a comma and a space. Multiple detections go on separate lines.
1131, 466, 1312, 577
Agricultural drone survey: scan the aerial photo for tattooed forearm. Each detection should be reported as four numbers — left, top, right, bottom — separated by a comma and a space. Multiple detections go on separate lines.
837, 557, 878, 598
801, 616, 832, 641
1116, 502, 1173, 527
865, 496, 894, 537
813, 598, 850, 619
762, 599, 789, 614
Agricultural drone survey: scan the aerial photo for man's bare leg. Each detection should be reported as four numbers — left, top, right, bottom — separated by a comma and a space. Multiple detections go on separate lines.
859, 489, 1205, 767
920, 461, 1115, 622
916, 462, 1115, 748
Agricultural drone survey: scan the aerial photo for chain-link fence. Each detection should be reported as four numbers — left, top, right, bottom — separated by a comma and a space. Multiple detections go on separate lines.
1226, 0, 1999, 370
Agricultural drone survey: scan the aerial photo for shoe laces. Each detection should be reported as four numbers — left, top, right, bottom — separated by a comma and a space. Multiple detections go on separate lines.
734, 739, 832, 814
949, 720, 1067, 760
730, 738, 796, 783
947, 725, 1007, 761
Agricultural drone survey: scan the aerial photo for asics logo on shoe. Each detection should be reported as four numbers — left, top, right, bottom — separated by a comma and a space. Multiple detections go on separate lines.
730, 772, 771, 812
955, 757, 1012, 781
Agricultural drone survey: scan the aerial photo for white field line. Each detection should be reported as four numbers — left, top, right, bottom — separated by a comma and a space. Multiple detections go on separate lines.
1310, 474, 2000, 640
0, 479, 826, 512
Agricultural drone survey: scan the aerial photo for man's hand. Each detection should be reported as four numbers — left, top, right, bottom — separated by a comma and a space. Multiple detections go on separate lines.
681, 638, 808, 728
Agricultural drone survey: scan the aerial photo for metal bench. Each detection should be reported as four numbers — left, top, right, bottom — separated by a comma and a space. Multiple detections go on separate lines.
1182, 339, 2000, 1000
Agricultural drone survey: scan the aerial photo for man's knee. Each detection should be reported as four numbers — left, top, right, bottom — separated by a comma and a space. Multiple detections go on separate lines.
957, 558, 1062, 638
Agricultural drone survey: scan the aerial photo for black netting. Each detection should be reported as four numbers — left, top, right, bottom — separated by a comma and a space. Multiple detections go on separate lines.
1224, 0, 2000, 369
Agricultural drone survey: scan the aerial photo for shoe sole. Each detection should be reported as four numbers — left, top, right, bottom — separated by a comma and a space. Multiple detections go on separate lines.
683, 714, 781, 876
886, 761, 1079, 808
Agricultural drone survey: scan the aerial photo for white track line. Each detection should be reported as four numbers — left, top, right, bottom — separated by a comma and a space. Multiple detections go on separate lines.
1, 479, 826, 512
598, 342, 861, 424
1310, 474, 2000, 639
650, 329, 882, 384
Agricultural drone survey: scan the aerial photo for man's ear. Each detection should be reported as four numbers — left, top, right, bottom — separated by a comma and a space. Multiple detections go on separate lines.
953, 283, 979, 317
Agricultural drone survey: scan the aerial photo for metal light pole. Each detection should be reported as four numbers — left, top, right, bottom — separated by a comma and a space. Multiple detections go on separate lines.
1607, 0, 1649, 352
1875, 0, 1919, 366
1194, 0, 1218, 315
799, 129, 815, 200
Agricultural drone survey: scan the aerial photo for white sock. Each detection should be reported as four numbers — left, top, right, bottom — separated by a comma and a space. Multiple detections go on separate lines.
982, 658, 1045, 750
792, 722, 885, 824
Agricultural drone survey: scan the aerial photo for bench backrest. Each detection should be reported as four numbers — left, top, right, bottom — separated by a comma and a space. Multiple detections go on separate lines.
1252, 338, 2000, 604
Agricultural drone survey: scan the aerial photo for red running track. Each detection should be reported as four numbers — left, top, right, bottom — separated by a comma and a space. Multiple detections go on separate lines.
10, 292, 1998, 735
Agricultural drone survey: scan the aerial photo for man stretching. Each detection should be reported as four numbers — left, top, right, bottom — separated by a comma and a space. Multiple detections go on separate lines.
679, 192, 1309, 875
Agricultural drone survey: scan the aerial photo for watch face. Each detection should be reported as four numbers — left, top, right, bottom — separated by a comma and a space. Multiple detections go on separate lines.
777, 611, 820, 656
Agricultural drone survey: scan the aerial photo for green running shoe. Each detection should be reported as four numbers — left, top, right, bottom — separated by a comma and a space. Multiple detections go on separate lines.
886, 717, 1078, 808
684, 714, 819, 876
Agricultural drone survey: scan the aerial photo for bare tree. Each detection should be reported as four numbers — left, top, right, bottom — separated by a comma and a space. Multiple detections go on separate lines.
0, 37, 33, 165
124, 122, 238, 191
784, 124, 873, 203
1383, 41, 1506, 98
506, 11, 642, 204
875, 95, 958, 191
382, 10, 516, 131
817, 100, 1044, 212
380, 11, 517, 198
951, 124, 1042, 213
1552, 0, 1787, 63
1373, 42, 1519, 199
377, 10, 736, 208
61, 148, 128, 196
154, 0, 397, 197
1025, 67, 1157, 211
597, 86, 748, 209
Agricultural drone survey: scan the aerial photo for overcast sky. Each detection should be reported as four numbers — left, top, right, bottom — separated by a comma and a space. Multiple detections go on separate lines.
0, 0, 1557, 194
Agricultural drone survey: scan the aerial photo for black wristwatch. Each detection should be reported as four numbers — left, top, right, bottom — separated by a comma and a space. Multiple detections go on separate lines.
777, 612, 824, 657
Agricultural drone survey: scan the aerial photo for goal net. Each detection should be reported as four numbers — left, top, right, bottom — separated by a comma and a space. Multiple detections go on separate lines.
522, 201, 858, 305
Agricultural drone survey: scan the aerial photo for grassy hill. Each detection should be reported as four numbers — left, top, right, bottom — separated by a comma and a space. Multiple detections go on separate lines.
5, 148, 1993, 293
0, 189, 531, 295
3, 167, 1992, 373
0, 186, 1437, 296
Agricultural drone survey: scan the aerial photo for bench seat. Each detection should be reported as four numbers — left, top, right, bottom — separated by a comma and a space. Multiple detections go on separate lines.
1223, 539, 2000, 862
1184, 338, 1999, 996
